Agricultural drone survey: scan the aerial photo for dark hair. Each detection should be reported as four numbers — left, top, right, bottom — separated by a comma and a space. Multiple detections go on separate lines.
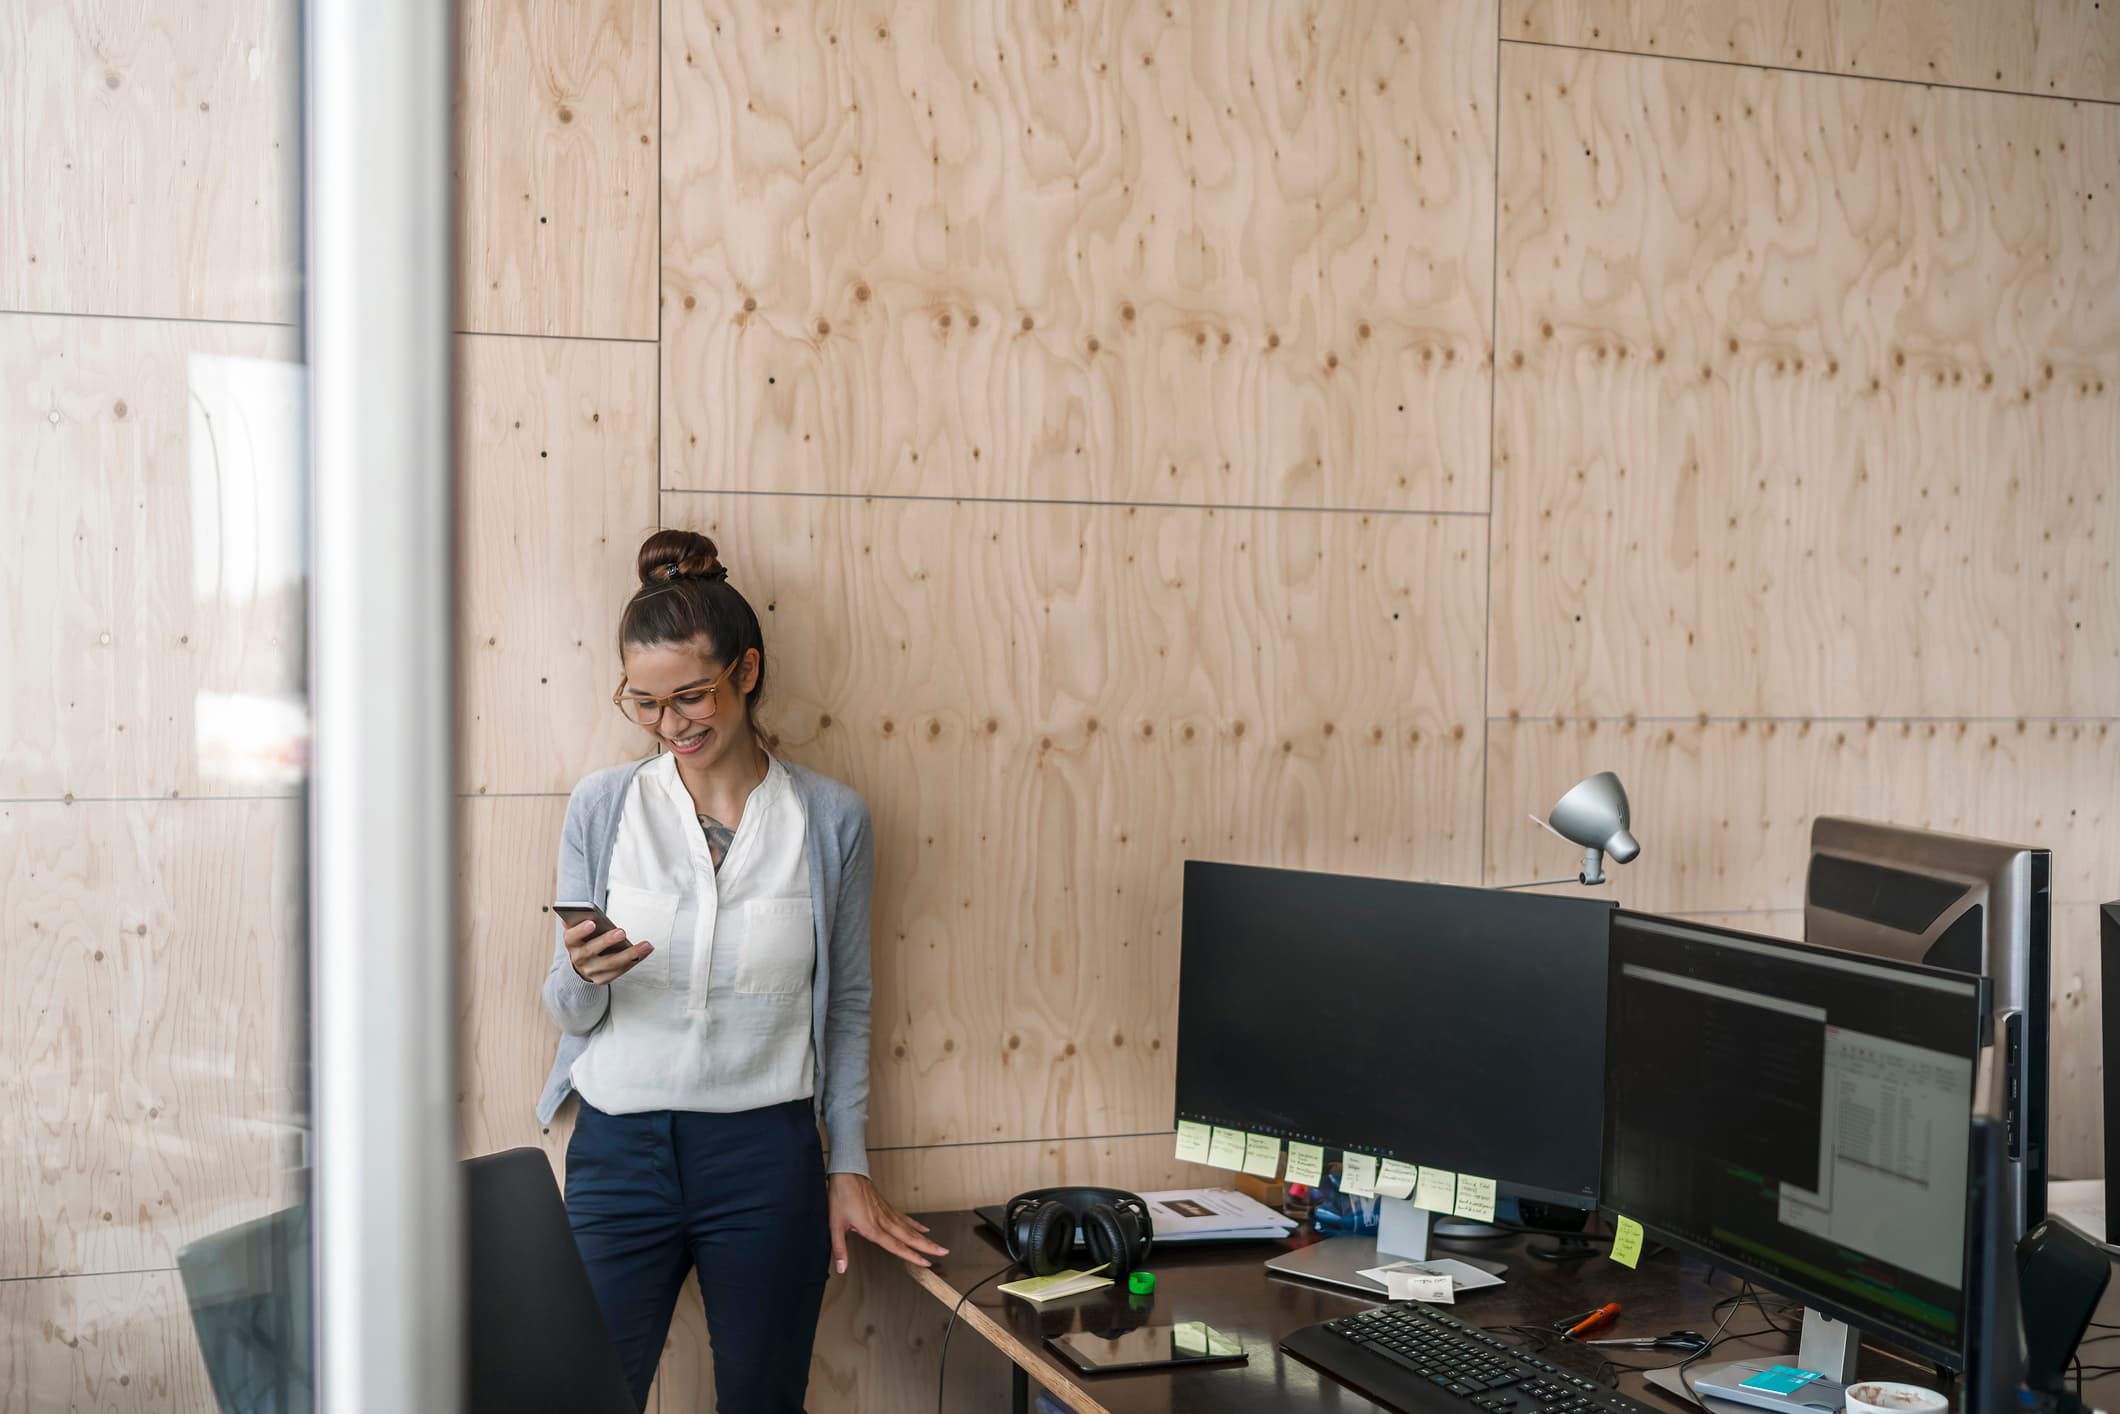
620, 529, 767, 715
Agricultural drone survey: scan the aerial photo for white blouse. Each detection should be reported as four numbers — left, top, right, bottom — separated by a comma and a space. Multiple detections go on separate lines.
568, 752, 817, 1114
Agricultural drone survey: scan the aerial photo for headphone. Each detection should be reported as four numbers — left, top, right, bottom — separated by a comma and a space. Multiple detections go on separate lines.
1002, 1187, 1155, 1279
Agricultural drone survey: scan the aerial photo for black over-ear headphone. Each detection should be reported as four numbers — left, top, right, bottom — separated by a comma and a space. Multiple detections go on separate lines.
1002, 1187, 1155, 1279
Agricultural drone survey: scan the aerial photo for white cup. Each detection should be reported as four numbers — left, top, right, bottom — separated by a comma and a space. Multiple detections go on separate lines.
1844, 1381, 1948, 1414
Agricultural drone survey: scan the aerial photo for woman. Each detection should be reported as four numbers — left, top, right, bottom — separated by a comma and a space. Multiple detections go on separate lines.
535, 529, 946, 1412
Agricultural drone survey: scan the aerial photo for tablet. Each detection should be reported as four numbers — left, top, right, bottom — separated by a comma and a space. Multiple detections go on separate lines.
1045, 1322, 1247, 1374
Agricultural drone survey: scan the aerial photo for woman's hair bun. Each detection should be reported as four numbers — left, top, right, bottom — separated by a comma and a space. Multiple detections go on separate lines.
636, 528, 728, 587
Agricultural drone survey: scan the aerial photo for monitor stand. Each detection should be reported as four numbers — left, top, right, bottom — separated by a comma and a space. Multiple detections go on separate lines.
1644, 1309, 1858, 1413
1265, 1196, 1507, 1296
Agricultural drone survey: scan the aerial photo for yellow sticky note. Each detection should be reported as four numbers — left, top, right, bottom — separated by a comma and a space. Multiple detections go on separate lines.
1174, 1121, 1213, 1165
1415, 1167, 1458, 1213
1376, 1158, 1420, 1200
1341, 1152, 1380, 1197
1454, 1174, 1498, 1224
1206, 1126, 1247, 1171
1242, 1132, 1283, 1179
1610, 1215, 1645, 1269
1285, 1142, 1326, 1188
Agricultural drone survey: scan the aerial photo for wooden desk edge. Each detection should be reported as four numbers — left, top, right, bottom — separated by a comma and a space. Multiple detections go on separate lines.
905, 1259, 1111, 1414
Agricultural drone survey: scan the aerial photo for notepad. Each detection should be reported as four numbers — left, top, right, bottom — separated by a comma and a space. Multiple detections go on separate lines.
1206, 1126, 1247, 1171
1453, 1174, 1498, 1224
1174, 1121, 1213, 1165
1610, 1215, 1644, 1269
1415, 1167, 1458, 1213
1341, 1152, 1379, 1198
1242, 1132, 1282, 1179
1386, 1271, 1454, 1304
999, 1264, 1114, 1303
1376, 1159, 1420, 1200
1284, 1142, 1326, 1188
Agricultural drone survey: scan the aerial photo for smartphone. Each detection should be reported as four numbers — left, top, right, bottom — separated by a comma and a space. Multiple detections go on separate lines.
552, 902, 634, 956
1045, 1322, 1246, 1374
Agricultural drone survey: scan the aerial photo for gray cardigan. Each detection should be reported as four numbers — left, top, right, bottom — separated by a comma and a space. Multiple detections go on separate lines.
536, 756, 876, 1177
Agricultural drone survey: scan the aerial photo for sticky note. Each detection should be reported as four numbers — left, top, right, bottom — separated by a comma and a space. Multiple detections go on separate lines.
1610, 1215, 1644, 1269
1376, 1159, 1420, 1200
1386, 1270, 1454, 1304
1206, 1126, 1247, 1171
1341, 1152, 1379, 1198
1172, 1321, 1209, 1356
1174, 1121, 1213, 1165
1415, 1167, 1458, 1213
1242, 1132, 1283, 1179
1285, 1142, 1326, 1188
1453, 1174, 1498, 1224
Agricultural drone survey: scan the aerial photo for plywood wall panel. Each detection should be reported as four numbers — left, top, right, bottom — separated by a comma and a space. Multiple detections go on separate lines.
1504, 1, 2120, 103
661, 0, 1493, 511
457, 0, 659, 340
664, 492, 1486, 1149
1483, 717, 2117, 912
0, 1, 298, 324
1490, 45, 2120, 720
2, 314, 305, 802
1, 801, 300, 1279
457, 334, 661, 797
0, 1270, 217, 1414
2052, 903, 2104, 1180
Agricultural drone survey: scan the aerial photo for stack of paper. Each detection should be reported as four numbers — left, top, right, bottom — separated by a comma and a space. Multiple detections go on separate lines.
1141, 1188, 1297, 1243
1356, 1258, 1506, 1304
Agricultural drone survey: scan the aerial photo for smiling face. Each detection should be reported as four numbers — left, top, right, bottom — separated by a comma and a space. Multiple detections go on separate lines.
619, 637, 761, 770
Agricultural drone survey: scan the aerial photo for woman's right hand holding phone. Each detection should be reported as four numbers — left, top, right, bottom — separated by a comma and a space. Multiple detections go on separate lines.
565, 918, 653, 984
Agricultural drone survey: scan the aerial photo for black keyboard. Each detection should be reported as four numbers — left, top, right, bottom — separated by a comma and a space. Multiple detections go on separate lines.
1281, 1303, 1660, 1414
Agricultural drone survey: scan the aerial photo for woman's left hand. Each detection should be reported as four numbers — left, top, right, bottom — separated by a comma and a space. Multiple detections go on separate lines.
828, 1173, 950, 1273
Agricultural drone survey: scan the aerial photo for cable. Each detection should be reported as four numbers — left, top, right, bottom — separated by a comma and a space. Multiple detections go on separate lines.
937, 1263, 1016, 1414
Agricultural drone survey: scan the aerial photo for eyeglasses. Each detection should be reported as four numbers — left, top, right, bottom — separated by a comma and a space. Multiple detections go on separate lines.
612, 658, 742, 727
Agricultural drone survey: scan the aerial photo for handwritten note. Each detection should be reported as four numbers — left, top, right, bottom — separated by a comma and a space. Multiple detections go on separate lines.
1386, 1271, 1455, 1304
1206, 1127, 1247, 1171
1341, 1152, 1380, 1198
1453, 1174, 1498, 1224
1242, 1132, 1283, 1180
1174, 1121, 1213, 1165
1285, 1142, 1326, 1188
1610, 1215, 1645, 1269
1415, 1167, 1458, 1213
1376, 1159, 1420, 1200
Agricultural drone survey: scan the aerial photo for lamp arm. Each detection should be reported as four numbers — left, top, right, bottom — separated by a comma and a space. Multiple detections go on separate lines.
1491, 876, 1582, 892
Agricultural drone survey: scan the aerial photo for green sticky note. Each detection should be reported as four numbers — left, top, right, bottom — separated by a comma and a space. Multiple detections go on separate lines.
1242, 1132, 1283, 1179
1206, 1126, 1247, 1171
1172, 1321, 1209, 1356
1341, 1152, 1379, 1197
1453, 1174, 1498, 1224
1376, 1158, 1420, 1200
1174, 1121, 1213, 1165
1610, 1215, 1645, 1269
1285, 1142, 1326, 1188
1415, 1166, 1458, 1213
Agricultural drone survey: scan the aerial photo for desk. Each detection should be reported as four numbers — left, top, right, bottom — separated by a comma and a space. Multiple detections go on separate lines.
901, 1211, 2075, 1414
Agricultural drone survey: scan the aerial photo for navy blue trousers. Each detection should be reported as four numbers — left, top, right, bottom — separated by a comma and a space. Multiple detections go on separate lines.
565, 1099, 830, 1413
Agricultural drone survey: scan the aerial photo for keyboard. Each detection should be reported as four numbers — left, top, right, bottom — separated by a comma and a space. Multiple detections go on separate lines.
1281, 1303, 1660, 1414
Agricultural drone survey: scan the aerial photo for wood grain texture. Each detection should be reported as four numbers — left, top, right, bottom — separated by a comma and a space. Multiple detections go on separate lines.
2, 313, 306, 801
457, 334, 661, 797
661, 0, 1494, 510
1484, 717, 2118, 912
457, 0, 659, 340
664, 492, 1486, 1150
2051, 903, 2104, 1180
1504, 0, 2120, 104
0, 1269, 217, 1414
0, 1, 299, 324
1491, 44, 2120, 719
1, 800, 301, 1279
654, 1130, 1225, 1414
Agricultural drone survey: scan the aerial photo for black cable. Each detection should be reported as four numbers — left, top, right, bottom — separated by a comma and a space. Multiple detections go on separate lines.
1672, 1282, 1753, 1404
937, 1262, 1016, 1414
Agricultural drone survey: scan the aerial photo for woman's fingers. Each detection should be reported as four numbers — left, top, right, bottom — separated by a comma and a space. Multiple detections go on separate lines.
579, 940, 651, 983
887, 1213, 949, 1256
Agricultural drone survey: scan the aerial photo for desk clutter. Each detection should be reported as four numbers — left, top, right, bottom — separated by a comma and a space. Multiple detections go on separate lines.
947, 820, 2103, 1414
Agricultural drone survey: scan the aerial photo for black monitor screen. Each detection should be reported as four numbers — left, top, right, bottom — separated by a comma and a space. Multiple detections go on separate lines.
1603, 912, 1986, 1366
1174, 862, 1613, 1208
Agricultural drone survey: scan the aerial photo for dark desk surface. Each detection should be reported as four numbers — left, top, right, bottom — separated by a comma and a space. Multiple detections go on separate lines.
904, 1211, 2016, 1414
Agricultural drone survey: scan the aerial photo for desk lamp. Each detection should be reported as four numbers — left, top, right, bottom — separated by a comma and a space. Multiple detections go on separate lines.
1499, 770, 1641, 889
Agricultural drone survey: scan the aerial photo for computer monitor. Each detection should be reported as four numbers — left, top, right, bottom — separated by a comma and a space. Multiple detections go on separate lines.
1603, 911, 1988, 1408
1805, 816, 2050, 1234
1174, 861, 1614, 1287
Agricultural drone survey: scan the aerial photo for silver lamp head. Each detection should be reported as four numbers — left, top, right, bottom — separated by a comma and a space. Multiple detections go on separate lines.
1543, 770, 1639, 885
